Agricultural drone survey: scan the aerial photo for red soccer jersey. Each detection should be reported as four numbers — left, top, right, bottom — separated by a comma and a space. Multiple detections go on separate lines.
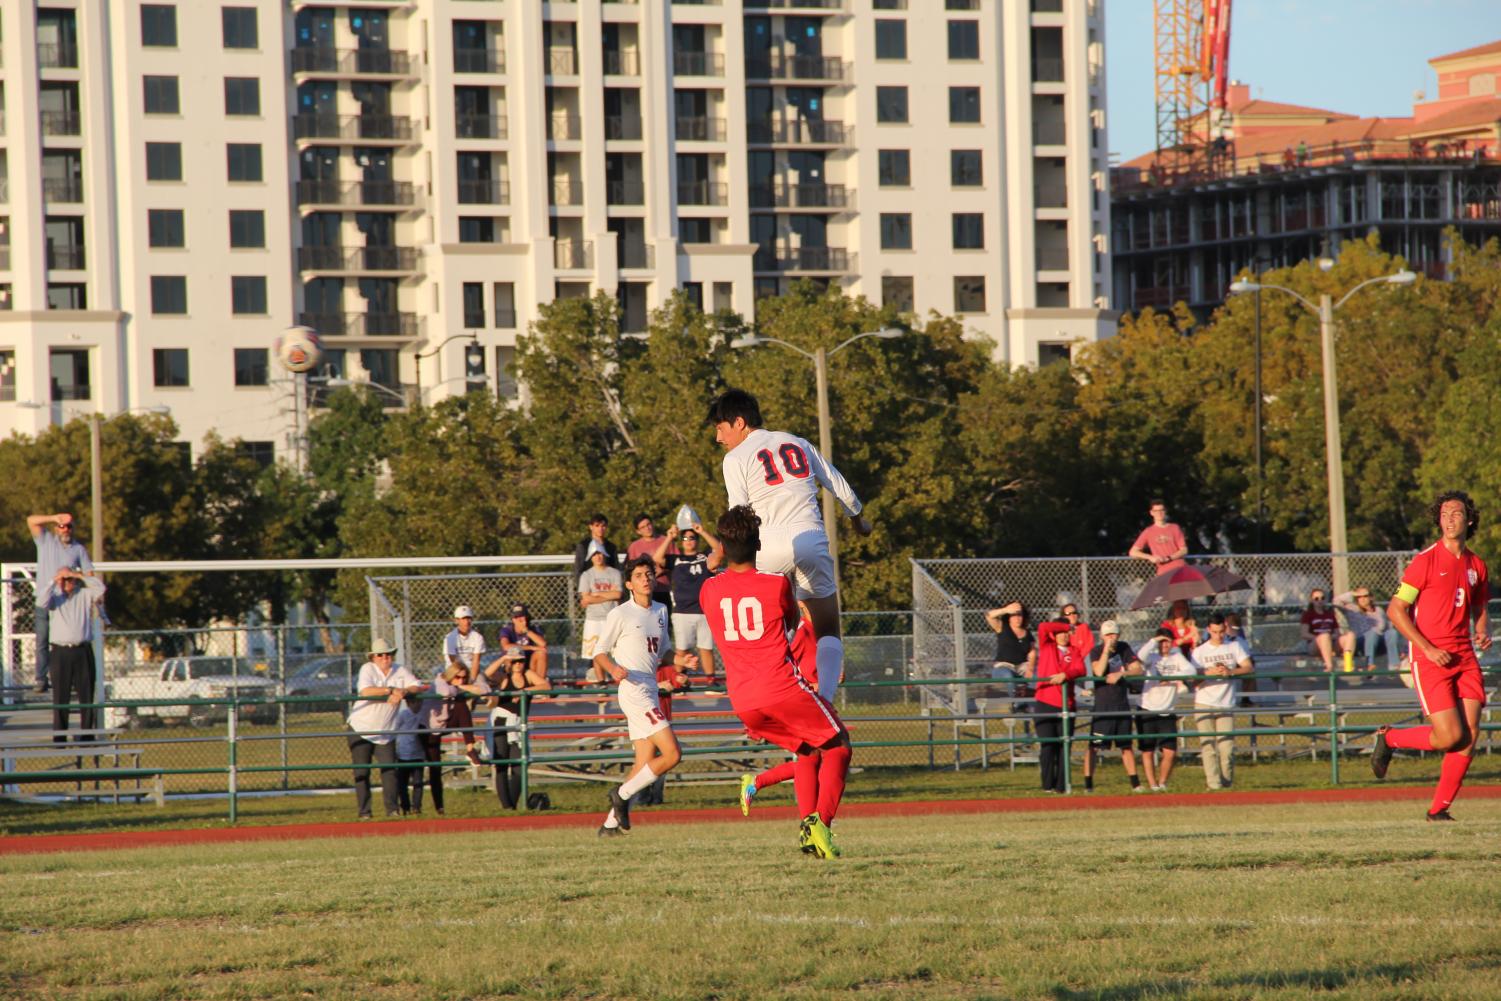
701, 568, 807, 711
789, 617, 817, 686
1400, 542, 1489, 650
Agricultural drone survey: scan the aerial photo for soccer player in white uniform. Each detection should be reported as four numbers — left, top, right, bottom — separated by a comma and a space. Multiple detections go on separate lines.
708, 389, 872, 704
593, 556, 699, 836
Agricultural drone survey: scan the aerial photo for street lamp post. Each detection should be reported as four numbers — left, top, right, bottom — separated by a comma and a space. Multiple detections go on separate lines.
326, 374, 485, 406
729, 327, 902, 594
414, 332, 481, 398
1229, 269, 1416, 592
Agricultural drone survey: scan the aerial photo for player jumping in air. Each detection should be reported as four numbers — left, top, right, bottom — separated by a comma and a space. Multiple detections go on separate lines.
593, 557, 699, 837
707, 389, 872, 706
702, 506, 852, 859
739, 602, 816, 814
1371, 491, 1492, 820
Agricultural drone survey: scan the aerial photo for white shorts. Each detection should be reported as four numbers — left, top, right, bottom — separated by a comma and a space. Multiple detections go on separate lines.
755, 526, 836, 601
672, 612, 714, 651
618, 676, 670, 741
581, 620, 607, 659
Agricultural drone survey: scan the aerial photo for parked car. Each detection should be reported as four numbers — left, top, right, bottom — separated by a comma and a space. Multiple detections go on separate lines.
283, 655, 358, 713
107, 657, 277, 728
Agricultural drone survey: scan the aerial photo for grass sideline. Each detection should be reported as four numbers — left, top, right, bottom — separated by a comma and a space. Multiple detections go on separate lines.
4, 800, 1501, 999
3, 755, 1499, 838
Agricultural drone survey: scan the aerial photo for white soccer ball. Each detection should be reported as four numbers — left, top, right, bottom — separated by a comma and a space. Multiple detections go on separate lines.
276, 327, 324, 374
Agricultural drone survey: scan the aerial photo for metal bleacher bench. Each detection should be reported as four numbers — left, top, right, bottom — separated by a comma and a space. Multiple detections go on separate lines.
0, 728, 166, 806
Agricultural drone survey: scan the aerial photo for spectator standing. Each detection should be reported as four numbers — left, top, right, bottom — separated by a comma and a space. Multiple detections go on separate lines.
497, 603, 549, 689
1060, 602, 1095, 663
420, 661, 491, 815
26, 513, 93, 694
1137, 628, 1195, 791
1335, 587, 1398, 672
1033, 618, 1087, 793
1300, 588, 1340, 672
985, 601, 1037, 695
1128, 501, 1189, 575
654, 523, 724, 683
1190, 613, 1254, 790
572, 514, 620, 580
481, 654, 526, 810
579, 541, 624, 675
393, 696, 426, 816
37, 569, 105, 740
1083, 620, 1143, 793
1162, 599, 1200, 656
346, 638, 423, 820
626, 513, 675, 607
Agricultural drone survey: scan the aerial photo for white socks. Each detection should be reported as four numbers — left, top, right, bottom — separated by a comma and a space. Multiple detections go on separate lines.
816, 636, 844, 704
603, 809, 619, 829
618, 764, 657, 800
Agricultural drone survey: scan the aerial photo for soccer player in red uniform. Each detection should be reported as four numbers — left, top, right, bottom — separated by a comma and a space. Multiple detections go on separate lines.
738, 606, 816, 813
1372, 491, 1492, 820
701, 506, 852, 859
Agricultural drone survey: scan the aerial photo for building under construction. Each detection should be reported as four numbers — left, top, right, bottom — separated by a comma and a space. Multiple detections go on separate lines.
1111, 40, 1501, 315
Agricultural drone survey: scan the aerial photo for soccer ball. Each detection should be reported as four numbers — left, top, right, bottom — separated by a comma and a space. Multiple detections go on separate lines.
276, 328, 323, 374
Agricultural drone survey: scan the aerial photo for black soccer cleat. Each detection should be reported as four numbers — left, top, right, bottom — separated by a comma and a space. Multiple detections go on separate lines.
1425, 809, 1455, 822
608, 786, 632, 831
597, 824, 627, 837
1371, 727, 1393, 780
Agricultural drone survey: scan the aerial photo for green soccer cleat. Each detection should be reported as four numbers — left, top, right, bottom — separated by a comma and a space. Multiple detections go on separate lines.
803, 813, 840, 860
797, 816, 815, 853
739, 774, 757, 817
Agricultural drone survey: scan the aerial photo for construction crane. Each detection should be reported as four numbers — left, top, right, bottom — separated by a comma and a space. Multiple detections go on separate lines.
1154, 0, 1232, 176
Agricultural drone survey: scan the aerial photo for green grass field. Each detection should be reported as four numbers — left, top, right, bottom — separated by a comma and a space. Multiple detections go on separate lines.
4, 798, 1501, 1000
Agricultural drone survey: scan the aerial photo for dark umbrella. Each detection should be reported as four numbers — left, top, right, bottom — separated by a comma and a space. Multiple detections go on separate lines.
1130, 564, 1251, 611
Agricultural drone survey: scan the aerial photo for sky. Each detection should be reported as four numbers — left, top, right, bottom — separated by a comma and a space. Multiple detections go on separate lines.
1104, 0, 1501, 162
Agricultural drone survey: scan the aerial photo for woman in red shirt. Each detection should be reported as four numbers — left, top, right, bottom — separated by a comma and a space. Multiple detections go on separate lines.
1161, 599, 1200, 655
1034, 619, 1088, 793
1300, 588, 1340, 672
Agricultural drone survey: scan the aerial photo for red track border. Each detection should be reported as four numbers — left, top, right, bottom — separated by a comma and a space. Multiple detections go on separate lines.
3, 783, 1496, 856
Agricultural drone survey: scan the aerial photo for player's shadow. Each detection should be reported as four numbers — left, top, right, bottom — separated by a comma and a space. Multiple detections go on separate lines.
1048, 957, 1497, 1000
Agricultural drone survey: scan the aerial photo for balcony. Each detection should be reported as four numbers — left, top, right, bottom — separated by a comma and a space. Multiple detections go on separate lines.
547, 49, 577, 75
748, 183, 850, 210
46, 245, 85, 270
754, 246, 853, 272
548, 114, 583, 141
457, 179, 509, 205
1033, 58, 1065, 84
673, 51, 725, 77
603, 50, 640, 76
605, 116, 643, 140
290, 47, 413, 77
607, 181, 645, 205
619, 244, 654, 270
745, 53, 848, 83
1033, 119, 1067, 145
0, 247, 9, 270
295, 179, 417, 208
678, 181, 728, 206
1034, 182, 1068, 209
292, 114, 415, 144
454, 47, 505, 74
554, 240, 593, 270
675, 116, 727, 142
37, 43, 79, 69
297, 246, 419, 272
456, 114, 508, 140
40, 111, 81, 137
550, 179, 584, 206
0, 179, 9, 202
746, 119, 849, 147
1036, 247, 1069, 270
298, 311, 420, 338
745, 0, 843, 9
42, 178, 83, 203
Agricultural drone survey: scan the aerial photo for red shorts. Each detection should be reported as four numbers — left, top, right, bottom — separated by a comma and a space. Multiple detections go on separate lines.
736, 687, 844, 755
1409, 648, 1487, 716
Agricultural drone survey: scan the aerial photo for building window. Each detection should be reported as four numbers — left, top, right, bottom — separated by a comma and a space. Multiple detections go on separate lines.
151, 276, 187, 314
881, 276, 915, 313
229, 210, 265, 249
231, 276, 267, 314
680, 218, 713, 243
224, 77, 261, 116
462, 282, 486, 327
222, 7, 258, 49
492, 282, 516, 328
952, 213, 985, 250
949, 87, 981, 124
875, 19, 907, 60
153, 348, 190, 388
875, 86, 909, 124
713, 281, 734, 312
954, 275, 986, 313
878, 149, 911, 186
49, 349, 91, 401
494, 346, 518, 400
0, 286, 11, 311
47, 284, 87, 310
237, 441, 275, 468
948, 20, 980, 60
1038, 342, 1071, 367
459, 217, 497, 243
141, 5, 177, 47
880, 213, 913, 251
234, 347, 269, 386
144, 75, 180, 115
227, 144, 263, 182
148, 209, 185, 248
874, 0, 907, 8
951, 150, 983, 186
0, 350, 14, 401
682, 282, 704, 311
946, 0, 980, 9
146, 142, 183, 181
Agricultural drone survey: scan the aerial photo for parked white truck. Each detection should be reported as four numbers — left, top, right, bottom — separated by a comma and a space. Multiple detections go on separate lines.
106, 657, 278, 728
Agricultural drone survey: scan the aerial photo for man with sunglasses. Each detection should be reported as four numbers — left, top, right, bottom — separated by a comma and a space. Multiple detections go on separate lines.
653, 521, 724, 681
1059, 602, 1095, 664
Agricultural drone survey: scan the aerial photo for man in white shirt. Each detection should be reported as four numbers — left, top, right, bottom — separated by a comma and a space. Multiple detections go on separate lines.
707, 389, 872, 703
592, 557, 698, 837
346, 637, 424, 819
1137, 628, 1196, 792
445, 604, 486, 679
1190, 613, 1255, 790
579, 540, 624, 675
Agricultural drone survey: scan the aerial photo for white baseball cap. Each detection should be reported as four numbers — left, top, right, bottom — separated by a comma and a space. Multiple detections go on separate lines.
587, 539, 608, 558
1100, 620, 1120, 635
453, 605, 475, 620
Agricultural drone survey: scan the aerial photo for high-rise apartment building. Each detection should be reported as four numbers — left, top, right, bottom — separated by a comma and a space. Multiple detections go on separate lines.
0, 0, 1111, 461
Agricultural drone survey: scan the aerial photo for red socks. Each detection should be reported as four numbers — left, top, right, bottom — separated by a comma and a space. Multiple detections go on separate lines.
792, 754, 819, 818
756, 760, 797, 791
1383, 725, 1433, 750
815, 744, 851, 824
1431, 753, 1473, 814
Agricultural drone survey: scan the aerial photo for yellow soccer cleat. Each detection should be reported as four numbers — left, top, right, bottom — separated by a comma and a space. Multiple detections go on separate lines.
738, 773, 757, 817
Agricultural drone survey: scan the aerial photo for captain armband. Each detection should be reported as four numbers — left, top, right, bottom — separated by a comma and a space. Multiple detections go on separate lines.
1394, 582, 1419, 604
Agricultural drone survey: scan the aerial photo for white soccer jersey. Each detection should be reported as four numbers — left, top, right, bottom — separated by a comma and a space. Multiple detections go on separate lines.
593, 597, 671, 683
722, 428, 862, 532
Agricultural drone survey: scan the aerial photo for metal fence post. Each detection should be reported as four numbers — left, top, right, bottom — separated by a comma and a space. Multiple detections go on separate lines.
228, 702, 239, 824
1, 565, 13, 698
1061, 701, 1072, 793
1328, 670, 1340, 785
518, 692, 531, 809
1080, 559, 1090, 622
277, 626, 289, 790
